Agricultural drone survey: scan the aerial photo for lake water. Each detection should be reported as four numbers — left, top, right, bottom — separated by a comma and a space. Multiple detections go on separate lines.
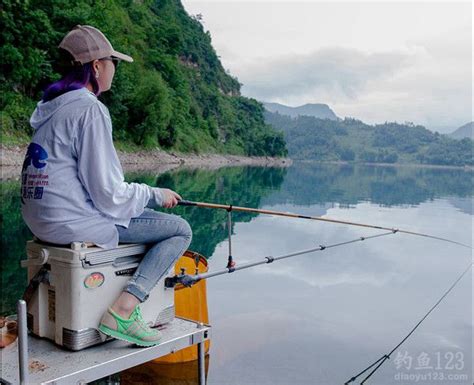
1, 162, 472, 384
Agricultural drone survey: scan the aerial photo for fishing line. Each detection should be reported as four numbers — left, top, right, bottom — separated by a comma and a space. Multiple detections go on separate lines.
344, 261, 473, 384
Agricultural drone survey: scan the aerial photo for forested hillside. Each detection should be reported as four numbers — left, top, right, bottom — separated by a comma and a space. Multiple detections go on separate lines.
1, 0, 286, 156
265, 111, 473, 167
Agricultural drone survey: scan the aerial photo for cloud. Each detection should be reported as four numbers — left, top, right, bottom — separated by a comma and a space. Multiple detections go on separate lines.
237, 38, 472, 131
183, 1, 472, 131
238, 47, 414, 103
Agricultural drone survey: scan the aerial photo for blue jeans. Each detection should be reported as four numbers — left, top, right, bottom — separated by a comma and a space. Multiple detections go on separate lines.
116, 209, 192, 302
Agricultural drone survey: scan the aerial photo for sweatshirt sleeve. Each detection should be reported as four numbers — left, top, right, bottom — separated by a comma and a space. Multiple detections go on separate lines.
75, 102, 152, 220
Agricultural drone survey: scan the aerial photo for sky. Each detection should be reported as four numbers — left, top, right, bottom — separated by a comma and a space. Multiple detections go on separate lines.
181, 1, 472, 133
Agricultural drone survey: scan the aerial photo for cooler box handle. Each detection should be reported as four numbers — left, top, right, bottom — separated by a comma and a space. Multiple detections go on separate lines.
21, 248, 50, 268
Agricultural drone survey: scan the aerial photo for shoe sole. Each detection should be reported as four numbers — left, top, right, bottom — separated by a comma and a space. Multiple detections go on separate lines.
98, 324, 161, 347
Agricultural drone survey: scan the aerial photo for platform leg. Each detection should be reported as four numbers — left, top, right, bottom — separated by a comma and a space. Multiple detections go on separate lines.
17, 299, 29, 385
104, 374, 120, 384
198, 339, 206, 385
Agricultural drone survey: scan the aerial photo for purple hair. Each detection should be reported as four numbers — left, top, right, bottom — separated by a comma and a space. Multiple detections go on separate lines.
42, 62, 100, 102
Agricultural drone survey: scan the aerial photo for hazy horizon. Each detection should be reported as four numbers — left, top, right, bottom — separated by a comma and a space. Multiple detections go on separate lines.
264, 101, 472, 133
182, 1, 473, 134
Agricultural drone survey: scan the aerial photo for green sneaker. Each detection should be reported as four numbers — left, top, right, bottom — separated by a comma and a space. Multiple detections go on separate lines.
98, 305, 162, 347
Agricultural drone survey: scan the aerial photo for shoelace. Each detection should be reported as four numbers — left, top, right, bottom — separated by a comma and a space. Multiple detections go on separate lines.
133, 308, 154, 333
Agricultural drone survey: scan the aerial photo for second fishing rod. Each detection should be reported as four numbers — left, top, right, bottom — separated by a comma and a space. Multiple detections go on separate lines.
165, 229, 397, 288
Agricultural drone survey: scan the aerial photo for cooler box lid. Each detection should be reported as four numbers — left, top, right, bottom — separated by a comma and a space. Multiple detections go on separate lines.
25, 241, 149, 267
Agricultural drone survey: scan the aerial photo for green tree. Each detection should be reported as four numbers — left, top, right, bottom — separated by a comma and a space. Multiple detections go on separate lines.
1, 0, 287, 157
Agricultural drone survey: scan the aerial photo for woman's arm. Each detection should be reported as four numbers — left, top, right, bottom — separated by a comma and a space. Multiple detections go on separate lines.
75, 102, 157, 220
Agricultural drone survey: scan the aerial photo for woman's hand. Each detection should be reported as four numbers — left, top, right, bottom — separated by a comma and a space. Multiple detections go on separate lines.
160, 188, 182, 209
147, 187, 182, 209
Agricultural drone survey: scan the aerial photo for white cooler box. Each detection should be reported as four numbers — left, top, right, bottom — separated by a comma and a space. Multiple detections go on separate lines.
22, 239, 175, 351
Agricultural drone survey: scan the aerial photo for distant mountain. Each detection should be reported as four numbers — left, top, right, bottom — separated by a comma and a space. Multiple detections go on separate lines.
263, 102, 338, 120
449, 122, 473, 140
265, 111, 473, 167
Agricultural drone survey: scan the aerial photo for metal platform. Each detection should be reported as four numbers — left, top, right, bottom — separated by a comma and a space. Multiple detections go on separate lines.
1, 308, 210, 385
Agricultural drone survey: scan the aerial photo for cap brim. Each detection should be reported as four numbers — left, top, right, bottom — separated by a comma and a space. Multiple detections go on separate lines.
111, 50, 133, 63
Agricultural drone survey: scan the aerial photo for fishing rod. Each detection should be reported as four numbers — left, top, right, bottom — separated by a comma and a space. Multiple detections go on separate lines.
165, 230, 397, 288
172, 199, 471, 384
177, 200, 472, 249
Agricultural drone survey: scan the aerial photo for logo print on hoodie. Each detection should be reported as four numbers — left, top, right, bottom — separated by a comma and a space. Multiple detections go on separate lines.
21, 143, 49, 204
22, 143, 48, 172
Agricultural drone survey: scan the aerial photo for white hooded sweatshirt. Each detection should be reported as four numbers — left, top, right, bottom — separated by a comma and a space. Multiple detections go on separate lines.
21, 87, 161, 249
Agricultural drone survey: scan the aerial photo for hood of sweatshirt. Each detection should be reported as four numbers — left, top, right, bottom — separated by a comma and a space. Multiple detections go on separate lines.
30, 88, 96, 130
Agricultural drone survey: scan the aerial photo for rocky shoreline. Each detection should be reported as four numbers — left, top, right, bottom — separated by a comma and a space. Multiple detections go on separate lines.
4, 144, 468, 181
0, 145, 292, 181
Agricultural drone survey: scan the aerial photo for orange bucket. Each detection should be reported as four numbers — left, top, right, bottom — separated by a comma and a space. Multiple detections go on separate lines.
154, 250, 210, 363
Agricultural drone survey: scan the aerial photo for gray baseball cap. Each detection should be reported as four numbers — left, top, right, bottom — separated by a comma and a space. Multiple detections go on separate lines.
59, 25, 133, 64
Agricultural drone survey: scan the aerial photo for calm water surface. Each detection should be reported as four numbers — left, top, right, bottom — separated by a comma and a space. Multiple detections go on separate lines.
1, 163, 472, 384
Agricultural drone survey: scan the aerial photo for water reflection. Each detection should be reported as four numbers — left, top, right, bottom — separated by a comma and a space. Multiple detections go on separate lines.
131, 166, 288, 258
1, 163, 472, 384
263, 162, 473, 207
205, 203, 471, 384
447, 197, 473, 215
